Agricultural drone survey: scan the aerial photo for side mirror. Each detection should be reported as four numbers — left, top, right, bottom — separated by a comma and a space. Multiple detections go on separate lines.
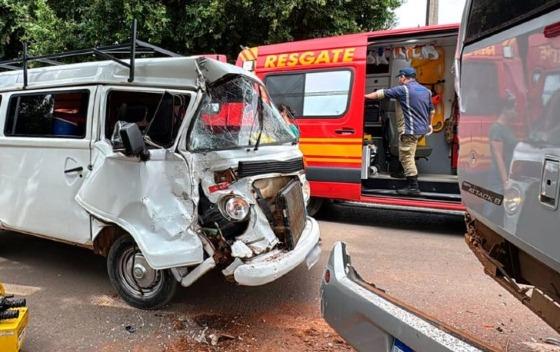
119, 123, 150, 161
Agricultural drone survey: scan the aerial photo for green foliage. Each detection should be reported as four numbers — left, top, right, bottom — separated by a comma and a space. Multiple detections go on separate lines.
0, 0, 28, 58
0, 0, 402, 61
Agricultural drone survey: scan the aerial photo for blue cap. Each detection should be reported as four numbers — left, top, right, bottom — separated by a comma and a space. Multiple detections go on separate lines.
396, 67, 416, 78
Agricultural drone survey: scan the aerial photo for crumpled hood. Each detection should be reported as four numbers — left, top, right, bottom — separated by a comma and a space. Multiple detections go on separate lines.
194, 144, 303, 172
196, 57, 261, 86
188, 144, 305, 257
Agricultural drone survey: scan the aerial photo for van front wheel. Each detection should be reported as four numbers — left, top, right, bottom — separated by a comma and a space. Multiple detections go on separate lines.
107, 235, 177, 310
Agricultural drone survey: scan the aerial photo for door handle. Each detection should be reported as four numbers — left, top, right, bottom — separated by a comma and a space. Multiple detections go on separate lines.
335, 128, 355, 135
540, 157, 560, 209
64, 166, 84, 174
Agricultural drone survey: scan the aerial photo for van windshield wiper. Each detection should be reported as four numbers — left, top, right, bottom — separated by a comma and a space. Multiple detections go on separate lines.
253, 95, 264, 151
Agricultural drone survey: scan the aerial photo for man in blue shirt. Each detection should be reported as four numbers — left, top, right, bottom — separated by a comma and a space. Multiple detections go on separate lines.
365, 67, 434, 196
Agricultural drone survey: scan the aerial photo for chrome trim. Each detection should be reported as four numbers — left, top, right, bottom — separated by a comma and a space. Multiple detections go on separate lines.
339, 201, 465, 216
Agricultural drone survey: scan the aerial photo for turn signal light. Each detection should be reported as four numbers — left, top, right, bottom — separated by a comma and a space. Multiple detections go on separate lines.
208, 182, 230, 193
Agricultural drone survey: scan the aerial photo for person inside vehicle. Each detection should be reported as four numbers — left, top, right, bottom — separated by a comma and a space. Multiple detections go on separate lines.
278, 103, 299, 139
365, 67, 434, 196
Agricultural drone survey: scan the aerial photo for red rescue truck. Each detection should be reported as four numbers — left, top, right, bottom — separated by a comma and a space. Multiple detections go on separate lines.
237, 24, 464, 215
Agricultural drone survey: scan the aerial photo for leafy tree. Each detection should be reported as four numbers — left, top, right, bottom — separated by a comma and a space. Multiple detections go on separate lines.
179, 0, 402, 58
0, 0, 402, 61
0, 0, 28, 59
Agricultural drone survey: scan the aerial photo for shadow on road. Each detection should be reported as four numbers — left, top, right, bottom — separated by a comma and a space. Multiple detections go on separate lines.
0, 230, 319, 316
0, 230, 106, 273
315, 202, 466, 235
0, 231, 339, 351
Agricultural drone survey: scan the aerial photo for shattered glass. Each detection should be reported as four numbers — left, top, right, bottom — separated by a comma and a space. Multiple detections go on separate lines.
189, 76, 296, 152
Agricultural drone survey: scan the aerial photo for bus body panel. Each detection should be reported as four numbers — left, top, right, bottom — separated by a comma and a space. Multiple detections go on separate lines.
238, 24, 464, 213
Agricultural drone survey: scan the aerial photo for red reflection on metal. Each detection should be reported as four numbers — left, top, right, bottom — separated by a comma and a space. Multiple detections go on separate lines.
324, 269, 331, 284
544, 22, 560, 38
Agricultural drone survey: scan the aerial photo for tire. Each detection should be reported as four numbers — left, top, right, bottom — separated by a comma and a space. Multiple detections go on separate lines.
107, 235, 177, 310
306, 197, 324, 217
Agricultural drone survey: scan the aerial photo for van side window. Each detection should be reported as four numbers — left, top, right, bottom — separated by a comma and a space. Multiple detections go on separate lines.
105, 91, 189, 147
465, 0, 560, 44
5, 91, 89, 138
266, 70, 352, 118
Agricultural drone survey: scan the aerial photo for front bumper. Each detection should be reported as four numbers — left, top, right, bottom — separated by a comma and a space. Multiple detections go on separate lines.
321, 242, 484, 352
234, 217, 321, 286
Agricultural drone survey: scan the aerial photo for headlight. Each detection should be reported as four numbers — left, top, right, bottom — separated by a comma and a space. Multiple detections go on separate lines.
302, 179, 311, 204
220, 196, 250, 221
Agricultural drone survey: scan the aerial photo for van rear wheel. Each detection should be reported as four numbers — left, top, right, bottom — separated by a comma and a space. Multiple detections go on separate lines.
107, 235, 177, 310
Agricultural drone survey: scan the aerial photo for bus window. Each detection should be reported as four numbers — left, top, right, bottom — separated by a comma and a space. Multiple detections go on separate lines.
265, 69, 352, 118
303, 71, 351, 117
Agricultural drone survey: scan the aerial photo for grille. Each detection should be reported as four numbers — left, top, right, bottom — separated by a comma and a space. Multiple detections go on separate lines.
238, 158, 304, 178
277, 180, 306, 250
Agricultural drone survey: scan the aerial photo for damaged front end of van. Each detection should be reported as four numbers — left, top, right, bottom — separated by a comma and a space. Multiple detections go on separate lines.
75, 58, 320, 309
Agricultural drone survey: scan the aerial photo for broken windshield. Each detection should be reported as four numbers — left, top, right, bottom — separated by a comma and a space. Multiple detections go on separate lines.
188, 76, 297, 152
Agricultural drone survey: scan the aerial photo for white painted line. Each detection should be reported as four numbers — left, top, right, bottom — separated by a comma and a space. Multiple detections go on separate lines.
2, 283, 42, 296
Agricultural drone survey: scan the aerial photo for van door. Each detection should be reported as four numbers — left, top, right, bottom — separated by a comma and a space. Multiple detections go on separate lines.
0, 87, 95, 244
75, 86, 204, 270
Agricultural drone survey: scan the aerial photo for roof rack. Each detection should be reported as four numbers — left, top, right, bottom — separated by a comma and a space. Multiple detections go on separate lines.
0, 20, 182, 87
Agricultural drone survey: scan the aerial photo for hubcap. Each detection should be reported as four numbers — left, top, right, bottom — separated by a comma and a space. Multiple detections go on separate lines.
133, 264, 147, 280
118, 247, 163, 299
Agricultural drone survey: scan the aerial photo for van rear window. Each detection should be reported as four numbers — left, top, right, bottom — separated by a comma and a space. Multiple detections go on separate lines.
265, 70, 352, 118
5, 91, 89, 138
465, 0, 560, 44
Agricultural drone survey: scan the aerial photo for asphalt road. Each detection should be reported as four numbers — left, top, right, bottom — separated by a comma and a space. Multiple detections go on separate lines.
1, 204, 559, 352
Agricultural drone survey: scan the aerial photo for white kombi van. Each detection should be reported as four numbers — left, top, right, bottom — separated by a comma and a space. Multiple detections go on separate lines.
0, 44, 320, 309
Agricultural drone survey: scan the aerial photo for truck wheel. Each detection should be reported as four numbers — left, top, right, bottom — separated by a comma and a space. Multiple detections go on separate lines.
107, 235, 177, 310
306, 197, 324, 217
